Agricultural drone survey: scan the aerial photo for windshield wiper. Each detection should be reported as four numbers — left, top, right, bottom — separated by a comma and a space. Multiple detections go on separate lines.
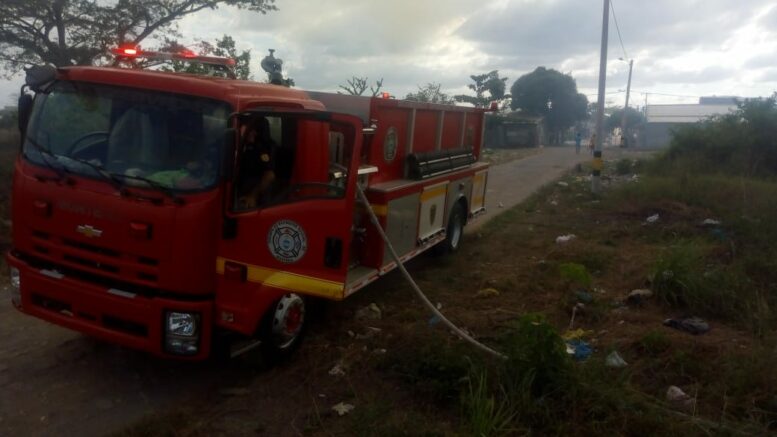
24, 137, 73, 185
113, 173, 185, 205
55, 155, 126, 193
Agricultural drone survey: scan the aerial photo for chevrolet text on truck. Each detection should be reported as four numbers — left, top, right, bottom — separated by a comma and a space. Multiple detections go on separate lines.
7, 47, 489, 360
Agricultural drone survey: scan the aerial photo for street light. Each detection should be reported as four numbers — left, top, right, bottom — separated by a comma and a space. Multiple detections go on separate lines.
618, 57, 634, 147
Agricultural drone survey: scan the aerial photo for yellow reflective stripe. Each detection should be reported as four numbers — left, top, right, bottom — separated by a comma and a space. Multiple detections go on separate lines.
370, 204, 388, 216
474, 173, 485, 182
420, 185, 447, 202
216, 257, 344, 299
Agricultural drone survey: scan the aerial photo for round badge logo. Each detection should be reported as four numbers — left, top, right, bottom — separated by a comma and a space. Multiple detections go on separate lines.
267, 220, 308, 264
384, 127, 397, 162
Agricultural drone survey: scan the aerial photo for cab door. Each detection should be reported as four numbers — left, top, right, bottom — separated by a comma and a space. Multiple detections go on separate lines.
214, 111, 362, 335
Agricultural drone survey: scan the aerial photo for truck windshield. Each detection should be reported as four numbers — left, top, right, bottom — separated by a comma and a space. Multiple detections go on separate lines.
23, 81, 230, 192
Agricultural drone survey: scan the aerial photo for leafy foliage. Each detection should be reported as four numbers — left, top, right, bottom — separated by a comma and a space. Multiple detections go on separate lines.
454, 70, 509, 108
405, 83, 455, 104
605, 107, 645, 132
663, 95, 777, 177
510, 67, 588, 143
338, 76, 384, 96
0, 0, 276, 74
558, 262, 592, 287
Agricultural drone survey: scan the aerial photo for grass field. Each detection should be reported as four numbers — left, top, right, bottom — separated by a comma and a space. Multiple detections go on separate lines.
114, 154, 777, 436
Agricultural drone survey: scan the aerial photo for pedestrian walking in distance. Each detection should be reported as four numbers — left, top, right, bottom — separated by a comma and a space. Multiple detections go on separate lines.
575, 132, 582, 154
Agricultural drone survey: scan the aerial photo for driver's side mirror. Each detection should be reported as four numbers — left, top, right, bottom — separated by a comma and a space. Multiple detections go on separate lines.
18, 94, 33, 135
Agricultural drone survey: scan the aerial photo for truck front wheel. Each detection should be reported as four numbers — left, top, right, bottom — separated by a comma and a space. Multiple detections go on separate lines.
259, 293, 307, 361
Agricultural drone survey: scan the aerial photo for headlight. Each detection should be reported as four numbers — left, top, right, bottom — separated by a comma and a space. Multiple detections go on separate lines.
166, 311, 198, 336
9, 267, 21, 307
164, 311, 200, 356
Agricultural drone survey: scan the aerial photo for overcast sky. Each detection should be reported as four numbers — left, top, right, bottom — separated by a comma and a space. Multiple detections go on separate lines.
2, 0, 776, 108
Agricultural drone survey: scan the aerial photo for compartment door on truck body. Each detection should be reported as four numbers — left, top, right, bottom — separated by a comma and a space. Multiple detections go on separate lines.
215, 112, 362, 335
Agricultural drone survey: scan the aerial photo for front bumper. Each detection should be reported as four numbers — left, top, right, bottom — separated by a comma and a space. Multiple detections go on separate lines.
5, 251, 213, 360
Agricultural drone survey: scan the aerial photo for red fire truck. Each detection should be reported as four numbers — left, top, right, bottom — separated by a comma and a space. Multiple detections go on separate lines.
6, 49, 489, 360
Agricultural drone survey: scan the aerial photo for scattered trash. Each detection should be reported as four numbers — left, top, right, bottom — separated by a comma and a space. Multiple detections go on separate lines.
355, 303, 382, 321
557, 181, 569, 187
565, 339, 592, 361
575, 290, 594, 304
605, 351, 628, 368
627, 289, 653, 305
664, 317, 710, 335
372, 348, 387, 355
666, 386, 696, 412
498, 202, 505, 208
562, 328, 592, 340
219, 387, 251, 397
550, 200, 559, 206
355, 327, 382, 340
347, 330, 355, 338
568, 302, 585, 330
476, 288, 500, 298
328, 363, 346, 377
331, 402, 355, 416
701, 218, 722, 226
556, 234, 577, 244
629, 174, 640, 182
428, 315, 441, 326
645, 214, 660, 224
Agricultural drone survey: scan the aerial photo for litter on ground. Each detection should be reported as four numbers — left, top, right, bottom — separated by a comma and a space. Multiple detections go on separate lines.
663, 317, 710, 335
556, 234, 577, 244
331, 402, 355, 416
645, 214, 660, 224
605, 351, 628, 368
565, 339, 592, 361
627, 289, 653, 305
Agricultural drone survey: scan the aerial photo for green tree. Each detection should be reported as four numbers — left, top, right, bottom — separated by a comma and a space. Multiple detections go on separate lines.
0, 0, 276, 74
605, 107, 645, 132
161, 35, 252, 80
454, 70, 509, 108
338, 76, 383, 96
510, 67, 588, 144
405, 83, 455, 104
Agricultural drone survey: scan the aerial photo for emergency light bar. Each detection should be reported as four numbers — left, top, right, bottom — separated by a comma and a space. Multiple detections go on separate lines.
111, 46, 237, 78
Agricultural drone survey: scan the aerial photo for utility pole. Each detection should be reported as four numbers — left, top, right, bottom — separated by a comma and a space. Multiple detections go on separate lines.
619, 59, 633, 147
592, 0, 609, 194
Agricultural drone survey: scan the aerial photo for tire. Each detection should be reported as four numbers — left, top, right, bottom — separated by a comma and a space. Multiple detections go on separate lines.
258, 293, 307, 362
435, 202, 465, 255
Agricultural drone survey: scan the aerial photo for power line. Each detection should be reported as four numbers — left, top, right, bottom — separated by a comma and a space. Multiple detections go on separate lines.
634, 90, 701, 98
610, 0, 628, 60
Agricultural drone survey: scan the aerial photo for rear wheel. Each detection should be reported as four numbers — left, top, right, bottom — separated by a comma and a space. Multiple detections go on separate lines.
259, 293, 307, 361
435, 202, 466, 255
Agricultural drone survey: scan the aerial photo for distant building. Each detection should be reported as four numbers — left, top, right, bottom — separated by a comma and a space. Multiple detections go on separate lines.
484, 112, 544, 148
640, 100, 738, 148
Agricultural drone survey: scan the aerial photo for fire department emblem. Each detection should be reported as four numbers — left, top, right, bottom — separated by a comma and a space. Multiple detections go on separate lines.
267, 220, 307, 264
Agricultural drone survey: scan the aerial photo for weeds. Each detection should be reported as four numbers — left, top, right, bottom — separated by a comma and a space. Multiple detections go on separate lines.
462, 370, 519, 437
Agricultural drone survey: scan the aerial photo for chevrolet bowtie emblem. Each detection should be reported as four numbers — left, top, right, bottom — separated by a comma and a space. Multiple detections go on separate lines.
76, 224, 103, 238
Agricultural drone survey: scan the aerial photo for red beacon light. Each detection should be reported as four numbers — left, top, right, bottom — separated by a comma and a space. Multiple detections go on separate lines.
112, 45, 140, 57
180, 48, 197, 58
381, 92, 391, 99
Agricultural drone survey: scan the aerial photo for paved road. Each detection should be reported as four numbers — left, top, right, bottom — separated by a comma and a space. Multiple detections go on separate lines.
469, 145, 590, 231
0, 145, 605, 436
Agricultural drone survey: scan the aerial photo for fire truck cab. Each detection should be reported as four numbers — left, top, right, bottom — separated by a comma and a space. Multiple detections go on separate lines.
7, 57, 488, 360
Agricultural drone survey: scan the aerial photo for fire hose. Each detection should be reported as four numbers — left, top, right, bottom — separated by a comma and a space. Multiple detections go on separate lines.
355, 184, 507, 360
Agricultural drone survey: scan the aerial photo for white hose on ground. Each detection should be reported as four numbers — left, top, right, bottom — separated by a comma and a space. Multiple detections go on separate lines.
356, 184, 508, 361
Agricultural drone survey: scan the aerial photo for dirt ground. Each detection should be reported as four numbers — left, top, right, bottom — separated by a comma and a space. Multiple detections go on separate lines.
0, 144, 617, 437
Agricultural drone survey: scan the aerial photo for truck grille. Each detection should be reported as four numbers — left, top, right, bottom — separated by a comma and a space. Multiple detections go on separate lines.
30, 230, 160, 285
